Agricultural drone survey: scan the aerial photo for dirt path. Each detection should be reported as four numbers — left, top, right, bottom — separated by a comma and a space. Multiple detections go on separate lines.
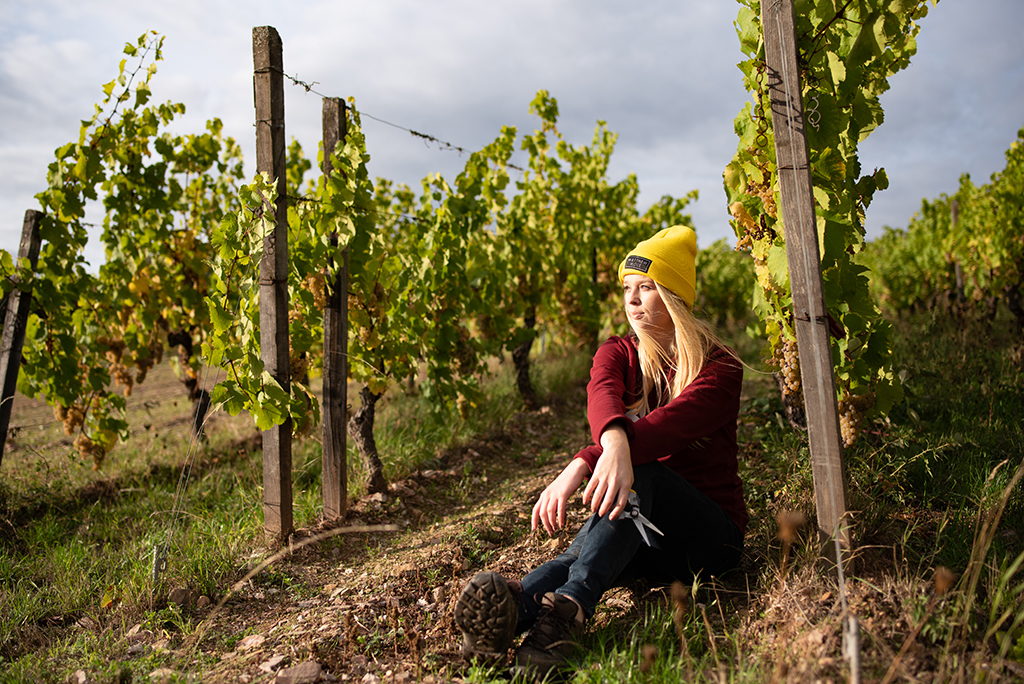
146, 379, 614, 682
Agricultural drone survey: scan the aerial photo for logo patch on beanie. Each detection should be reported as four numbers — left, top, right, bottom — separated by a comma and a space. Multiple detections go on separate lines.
624, 255, 652, 273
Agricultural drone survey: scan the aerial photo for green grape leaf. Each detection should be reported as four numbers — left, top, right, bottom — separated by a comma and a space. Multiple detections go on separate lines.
767, 244, 790, 291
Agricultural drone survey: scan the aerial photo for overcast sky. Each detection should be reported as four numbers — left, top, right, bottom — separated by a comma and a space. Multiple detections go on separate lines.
3, 0, 1023, 267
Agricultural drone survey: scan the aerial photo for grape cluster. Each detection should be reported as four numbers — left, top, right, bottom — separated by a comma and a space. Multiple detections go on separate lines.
773, 336, 803, 408
753, 214, 776, 243
750, 179, 777, 220
289, 350, 309, 383
74, 432, 108, 469
356, 325, 377, 347
350, 281, 387, 334
730, 202, 756, 252
305, 272, 327, 310
730, 173, 777, 250
134, 336, 165, 385
838, 392, 874, 448
456, 393, 470, 421
95, 334, 163, 394
97, 336, 126, 364
54, 403, 85, 436
111, 362, 134, 397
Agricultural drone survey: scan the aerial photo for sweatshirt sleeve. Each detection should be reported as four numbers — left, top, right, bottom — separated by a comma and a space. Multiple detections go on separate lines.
580, 339, 742, 467
625, 348, 742, 464
584, 337, 636, 446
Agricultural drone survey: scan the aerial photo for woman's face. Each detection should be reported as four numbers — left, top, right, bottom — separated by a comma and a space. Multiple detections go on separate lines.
623, 274, 674, 338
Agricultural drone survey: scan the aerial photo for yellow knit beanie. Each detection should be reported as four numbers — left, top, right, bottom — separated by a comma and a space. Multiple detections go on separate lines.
618, 225, 698, 308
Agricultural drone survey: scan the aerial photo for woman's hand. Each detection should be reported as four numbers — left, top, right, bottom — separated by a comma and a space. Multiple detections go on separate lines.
583, 425, 633, 521
532, 458, 590, 536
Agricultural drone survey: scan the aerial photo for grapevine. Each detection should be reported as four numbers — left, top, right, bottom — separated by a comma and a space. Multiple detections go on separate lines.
725, 0, 928, 442
18, 32, 244, 467
12, 35, 733, 485
492, 92, 701, 408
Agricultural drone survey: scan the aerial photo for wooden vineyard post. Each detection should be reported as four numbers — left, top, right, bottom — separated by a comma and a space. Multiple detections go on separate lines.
0, 210, 42, 468
762, 0, 852, 562
321, 97, 349, 521
253, 26, 293, 542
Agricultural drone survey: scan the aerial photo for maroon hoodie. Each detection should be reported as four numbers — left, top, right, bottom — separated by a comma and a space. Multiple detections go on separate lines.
572, 335, 749, 534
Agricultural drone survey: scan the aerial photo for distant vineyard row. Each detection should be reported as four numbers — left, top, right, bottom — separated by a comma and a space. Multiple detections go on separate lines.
859, 126, 1024, 329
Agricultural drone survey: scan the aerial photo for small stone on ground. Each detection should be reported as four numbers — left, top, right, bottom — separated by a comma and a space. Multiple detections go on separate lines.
275, 660, 321, 684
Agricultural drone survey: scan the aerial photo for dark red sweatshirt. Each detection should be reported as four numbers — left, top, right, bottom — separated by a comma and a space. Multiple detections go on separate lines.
572, 335, 749, 534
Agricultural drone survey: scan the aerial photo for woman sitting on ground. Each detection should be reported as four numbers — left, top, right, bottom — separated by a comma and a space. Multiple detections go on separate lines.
454, 225, 748, 677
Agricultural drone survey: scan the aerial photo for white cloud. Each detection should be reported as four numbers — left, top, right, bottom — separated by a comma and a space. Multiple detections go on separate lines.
2, 0, 1023, 257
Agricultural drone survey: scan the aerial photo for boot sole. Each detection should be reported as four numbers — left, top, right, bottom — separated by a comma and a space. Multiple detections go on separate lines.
454, 571, 518, 658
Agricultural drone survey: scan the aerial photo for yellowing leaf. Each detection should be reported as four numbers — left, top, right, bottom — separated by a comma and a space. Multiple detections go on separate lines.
101, 586, 120, 610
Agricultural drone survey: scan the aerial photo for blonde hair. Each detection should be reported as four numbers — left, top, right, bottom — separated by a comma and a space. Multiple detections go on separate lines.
627, 283, 725, 417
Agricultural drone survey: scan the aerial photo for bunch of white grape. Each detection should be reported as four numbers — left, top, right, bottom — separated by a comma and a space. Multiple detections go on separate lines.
838, 392, 874, 448
774, 336, 803, 408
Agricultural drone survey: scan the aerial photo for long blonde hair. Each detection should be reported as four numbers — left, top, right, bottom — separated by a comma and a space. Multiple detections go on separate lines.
628, 283, 725, 417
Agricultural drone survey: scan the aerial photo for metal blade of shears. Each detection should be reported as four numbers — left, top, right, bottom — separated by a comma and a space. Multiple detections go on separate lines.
634, 517, 653, 546
626, 490, 664, 546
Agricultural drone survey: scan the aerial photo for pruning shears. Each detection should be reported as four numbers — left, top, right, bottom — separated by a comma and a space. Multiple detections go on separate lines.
624, 490, 664, 547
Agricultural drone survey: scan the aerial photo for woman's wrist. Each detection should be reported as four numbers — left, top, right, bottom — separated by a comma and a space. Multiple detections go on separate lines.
567, 456, 592, 477
599, 424, 628, 451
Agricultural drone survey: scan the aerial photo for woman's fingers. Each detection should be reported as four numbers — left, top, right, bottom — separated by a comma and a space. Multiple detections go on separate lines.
606, 487, 630, 521
592, 474, 632, 520
533, 459, 590, 536
532, 489, 564, 536
597, 482, 616, 517
582, 476, 596, 507
535, 494, 552, 534
543, 498, 556, 535
588, 479, 608, 515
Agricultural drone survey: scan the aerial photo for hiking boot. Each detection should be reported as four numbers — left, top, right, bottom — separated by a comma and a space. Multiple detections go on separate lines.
454, 571, 519, 660
512, 592, 584, 677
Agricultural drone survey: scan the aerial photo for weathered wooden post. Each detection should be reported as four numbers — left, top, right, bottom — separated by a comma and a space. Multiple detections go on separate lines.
762, 0, 852, 560
253, 26, 293, 542
0, 210, 43, 467
321, 97, 349, 521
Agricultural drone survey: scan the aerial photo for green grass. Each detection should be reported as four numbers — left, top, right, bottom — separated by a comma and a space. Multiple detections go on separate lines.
853, 311, 1023, 566
2, 308, 1023, 682
0, 443, 264, 678
0, 348, 593, 680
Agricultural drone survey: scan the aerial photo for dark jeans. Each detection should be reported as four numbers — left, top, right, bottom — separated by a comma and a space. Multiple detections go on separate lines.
516, 461, 743, 632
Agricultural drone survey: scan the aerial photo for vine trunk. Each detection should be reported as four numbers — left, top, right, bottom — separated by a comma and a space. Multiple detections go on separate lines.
512, 305, 538, 411
347, 384, 388, 495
